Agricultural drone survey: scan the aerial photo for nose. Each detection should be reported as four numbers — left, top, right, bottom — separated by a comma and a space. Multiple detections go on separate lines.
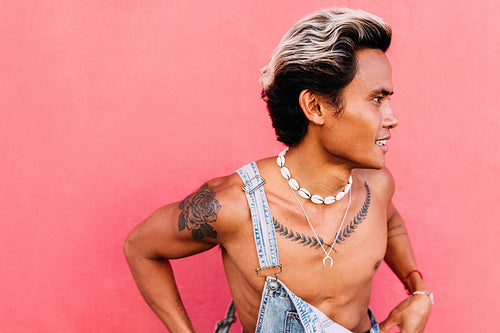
384, 105, 398, 129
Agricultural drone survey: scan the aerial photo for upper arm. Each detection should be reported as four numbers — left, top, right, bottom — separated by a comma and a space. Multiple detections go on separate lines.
125, 182, 226, 261
376, 168, 408, 236
378, 167, 397, 223
365, 167, 398, 223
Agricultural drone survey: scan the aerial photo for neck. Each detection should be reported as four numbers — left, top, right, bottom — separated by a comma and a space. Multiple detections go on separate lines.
283, 143, 353, 195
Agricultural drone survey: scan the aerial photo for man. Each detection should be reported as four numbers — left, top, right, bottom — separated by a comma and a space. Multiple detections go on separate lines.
124, 8, 432, 333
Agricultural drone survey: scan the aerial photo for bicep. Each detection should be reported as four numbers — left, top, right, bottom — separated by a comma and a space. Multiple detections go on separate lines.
371, 167, 397, 225
127, 204, 217, 261
381, 169, 408, 234
386, 203, 408, 238
126, 183, 224, 260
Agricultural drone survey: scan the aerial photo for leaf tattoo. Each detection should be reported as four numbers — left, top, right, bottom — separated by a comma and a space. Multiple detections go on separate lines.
274, 182, 371, 249
273, 218, 333, 249
334, 182, 371, 245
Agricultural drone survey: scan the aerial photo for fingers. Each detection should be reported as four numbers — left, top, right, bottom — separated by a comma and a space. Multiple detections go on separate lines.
379, 314, 397, 333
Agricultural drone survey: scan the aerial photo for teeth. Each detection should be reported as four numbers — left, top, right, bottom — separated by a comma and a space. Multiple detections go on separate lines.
376, 140, 387, 146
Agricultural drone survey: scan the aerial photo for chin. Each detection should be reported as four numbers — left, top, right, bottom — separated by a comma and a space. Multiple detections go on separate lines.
362, 164, 384, 170
356, 157, 385, 170
367, 152, 387, 169
338, 151, 385, 170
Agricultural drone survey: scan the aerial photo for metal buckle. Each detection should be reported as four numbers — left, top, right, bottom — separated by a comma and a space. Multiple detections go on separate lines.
255, 264, 282, 279
242, 175, 266, 194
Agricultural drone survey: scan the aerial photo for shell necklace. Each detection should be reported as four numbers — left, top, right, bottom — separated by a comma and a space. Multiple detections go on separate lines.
276, 148, 352, 205
276, 148, 352, 268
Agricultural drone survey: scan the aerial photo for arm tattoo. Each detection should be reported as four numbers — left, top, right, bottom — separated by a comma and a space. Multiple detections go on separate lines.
273, 182, 371, 249
388, 224, 403, 232
387, 217, 408, 240
387, 232, 408, 240
178, 183, 221, 240
174, 293, 189, 319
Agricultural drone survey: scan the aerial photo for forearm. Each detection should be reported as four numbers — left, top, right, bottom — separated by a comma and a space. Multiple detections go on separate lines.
378, 209, 432, 332
384, 209, 427, 293
124, 245, 196, 332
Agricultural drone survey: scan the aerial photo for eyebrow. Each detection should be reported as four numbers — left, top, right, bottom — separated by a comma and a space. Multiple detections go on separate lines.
372, 88, 394, 96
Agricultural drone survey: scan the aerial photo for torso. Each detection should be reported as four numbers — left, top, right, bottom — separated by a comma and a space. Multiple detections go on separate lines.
211, 157, 393, 333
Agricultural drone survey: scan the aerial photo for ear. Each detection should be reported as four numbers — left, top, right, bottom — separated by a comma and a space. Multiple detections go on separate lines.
298, 89, 324, 125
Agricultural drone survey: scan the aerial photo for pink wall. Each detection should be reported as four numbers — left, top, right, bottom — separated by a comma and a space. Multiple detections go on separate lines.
1, 1, 498, 332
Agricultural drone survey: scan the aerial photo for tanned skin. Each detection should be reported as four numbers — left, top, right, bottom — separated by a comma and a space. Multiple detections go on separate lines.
124, 49, 432, 333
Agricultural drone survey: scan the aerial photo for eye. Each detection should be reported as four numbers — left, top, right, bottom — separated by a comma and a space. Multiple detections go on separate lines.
372, 96, 383, 103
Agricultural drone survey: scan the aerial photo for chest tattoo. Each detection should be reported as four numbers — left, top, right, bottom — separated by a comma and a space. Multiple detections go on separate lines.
335, 182, 371, 244
178, 183, 221, 240
274, 182, 371, 250
273, 217, 331, 249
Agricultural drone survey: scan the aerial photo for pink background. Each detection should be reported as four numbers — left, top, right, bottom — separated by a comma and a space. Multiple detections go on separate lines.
1, 0, 498, 332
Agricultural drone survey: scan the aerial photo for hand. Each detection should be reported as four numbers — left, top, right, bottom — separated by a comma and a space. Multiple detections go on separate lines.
379, 294, 432, 333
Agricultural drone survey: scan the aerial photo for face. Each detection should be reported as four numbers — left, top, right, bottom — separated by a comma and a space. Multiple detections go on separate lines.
318, 48, 398, 169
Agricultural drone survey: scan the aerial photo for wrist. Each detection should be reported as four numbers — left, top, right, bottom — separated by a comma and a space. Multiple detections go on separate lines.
411, 291, 434, 305
405, 273, 427, 294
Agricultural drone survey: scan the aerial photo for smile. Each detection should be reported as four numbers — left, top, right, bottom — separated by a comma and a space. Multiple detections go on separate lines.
375, 140, 387, 146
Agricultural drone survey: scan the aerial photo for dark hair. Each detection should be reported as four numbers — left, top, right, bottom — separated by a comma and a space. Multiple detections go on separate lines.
261, 8, 392, 146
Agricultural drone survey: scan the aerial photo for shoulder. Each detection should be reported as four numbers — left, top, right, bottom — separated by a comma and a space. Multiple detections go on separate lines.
180, 159, 276, 243
354, 167, 395, 199
204, 172, 247, 211
201, 171, 252, 238
206, 159, 273, 202
181, 171, 248, 221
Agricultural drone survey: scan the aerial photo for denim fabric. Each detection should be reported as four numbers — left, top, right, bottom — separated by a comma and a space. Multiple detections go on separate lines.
214, 162, 379, 333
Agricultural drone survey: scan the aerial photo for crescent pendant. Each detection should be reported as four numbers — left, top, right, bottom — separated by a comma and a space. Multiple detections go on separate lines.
322, 256, 333, 268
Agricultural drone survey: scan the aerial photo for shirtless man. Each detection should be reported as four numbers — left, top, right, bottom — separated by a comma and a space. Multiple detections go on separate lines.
124, 8, 432, 333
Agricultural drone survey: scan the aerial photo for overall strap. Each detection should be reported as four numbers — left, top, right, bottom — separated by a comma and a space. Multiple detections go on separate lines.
236, 162, 280, 272
214, 162, 281, 333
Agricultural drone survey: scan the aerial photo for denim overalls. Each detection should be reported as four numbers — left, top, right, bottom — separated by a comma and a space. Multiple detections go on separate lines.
214, 162, 379, 333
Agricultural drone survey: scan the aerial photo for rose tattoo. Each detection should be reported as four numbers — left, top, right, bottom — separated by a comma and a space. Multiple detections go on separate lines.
178, 183, 221, 240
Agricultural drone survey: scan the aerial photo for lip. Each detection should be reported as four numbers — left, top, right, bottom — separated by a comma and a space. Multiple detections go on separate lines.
375, 135, 390, 152
376, 143, 388, 152
376, 134, 391, 141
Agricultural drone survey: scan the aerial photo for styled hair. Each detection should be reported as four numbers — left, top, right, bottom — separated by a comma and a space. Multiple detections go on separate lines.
261, 8, 392, 146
